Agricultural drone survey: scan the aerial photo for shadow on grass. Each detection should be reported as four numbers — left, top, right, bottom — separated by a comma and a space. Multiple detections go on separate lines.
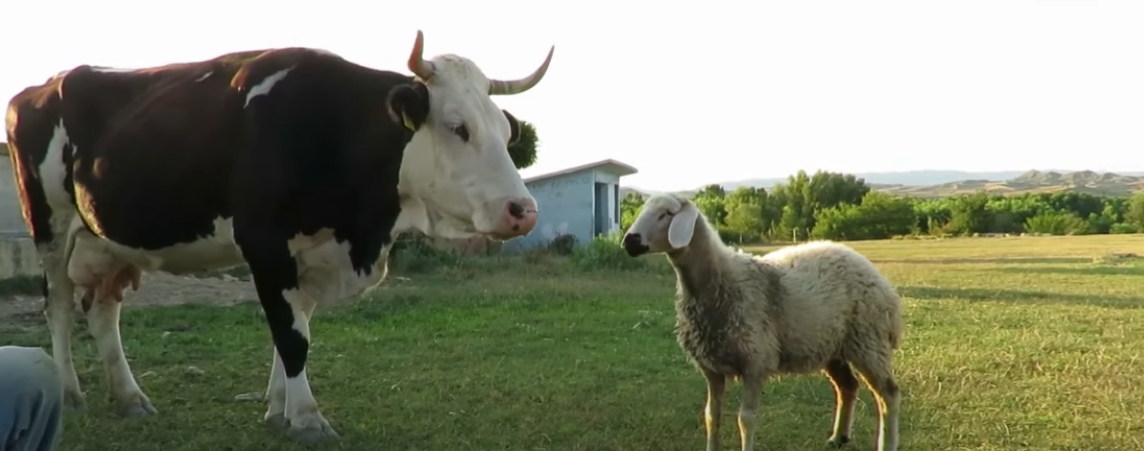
991, 265, 1144, 277
899, 286, 1144, 309
873, 257, 1091, 265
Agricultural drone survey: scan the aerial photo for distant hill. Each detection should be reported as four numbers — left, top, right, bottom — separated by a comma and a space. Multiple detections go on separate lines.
877, 170, 1144, 198
622, 169, 1144, 200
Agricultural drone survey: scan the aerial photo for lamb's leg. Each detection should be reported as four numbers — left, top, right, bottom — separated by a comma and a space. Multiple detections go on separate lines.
701, 369, 726, 451
823, 359, 859, 447
736, 373, 765, 451
852, 358, 900, 451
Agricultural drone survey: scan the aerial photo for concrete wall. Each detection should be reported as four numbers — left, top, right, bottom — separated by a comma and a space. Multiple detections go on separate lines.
502, 170, 595, 252
0, 155, 30, 233
0, 237, 40, 279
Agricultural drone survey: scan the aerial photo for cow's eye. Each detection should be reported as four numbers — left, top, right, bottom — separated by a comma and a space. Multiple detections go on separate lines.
451, 124, 470, 142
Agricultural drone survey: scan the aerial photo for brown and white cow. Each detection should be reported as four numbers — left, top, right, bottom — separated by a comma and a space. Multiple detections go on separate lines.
4, 31, 553, 443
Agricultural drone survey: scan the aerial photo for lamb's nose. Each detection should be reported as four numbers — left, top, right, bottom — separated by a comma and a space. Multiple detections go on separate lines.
622, 233, 648, 256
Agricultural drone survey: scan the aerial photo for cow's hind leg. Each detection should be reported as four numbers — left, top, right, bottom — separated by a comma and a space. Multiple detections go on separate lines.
71, 231, 154, 416
39, 233, 85, 411
84, 287, 155, 416
238, 232, 338, 443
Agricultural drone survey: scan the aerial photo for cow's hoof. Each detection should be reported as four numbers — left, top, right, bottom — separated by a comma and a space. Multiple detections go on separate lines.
116, 393, 158, 417
63, 390, 86, 413
826, 435, 850, 448
264, 412, 289, 429
287, 419, 340, 444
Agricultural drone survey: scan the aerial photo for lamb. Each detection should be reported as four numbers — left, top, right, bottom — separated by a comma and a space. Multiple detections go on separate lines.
620, 194, 904, 451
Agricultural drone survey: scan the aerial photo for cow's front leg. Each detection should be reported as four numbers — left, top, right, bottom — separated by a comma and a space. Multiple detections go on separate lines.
263, 298, 317, 430
239, 234, 338, 444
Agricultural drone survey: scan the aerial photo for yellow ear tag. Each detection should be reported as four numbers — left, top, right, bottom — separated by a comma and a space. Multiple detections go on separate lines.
401, 111, 416, 131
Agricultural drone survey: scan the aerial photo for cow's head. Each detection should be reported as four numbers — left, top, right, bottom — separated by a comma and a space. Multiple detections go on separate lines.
390, 31, 552, 241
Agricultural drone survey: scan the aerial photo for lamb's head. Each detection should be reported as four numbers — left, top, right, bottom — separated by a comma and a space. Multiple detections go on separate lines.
621, 193, 701, 257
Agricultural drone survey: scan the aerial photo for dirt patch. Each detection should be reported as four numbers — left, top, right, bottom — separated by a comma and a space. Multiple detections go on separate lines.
0, 271, 257, 320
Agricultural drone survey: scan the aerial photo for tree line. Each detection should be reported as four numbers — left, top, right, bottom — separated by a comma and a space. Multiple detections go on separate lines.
620, 170, 1144, 243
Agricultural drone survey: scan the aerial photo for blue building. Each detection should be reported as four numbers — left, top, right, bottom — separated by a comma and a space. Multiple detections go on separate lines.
502, 159, 638, 252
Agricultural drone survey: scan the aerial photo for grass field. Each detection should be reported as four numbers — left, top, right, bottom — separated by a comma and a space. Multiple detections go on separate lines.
3, 234, 1144, 451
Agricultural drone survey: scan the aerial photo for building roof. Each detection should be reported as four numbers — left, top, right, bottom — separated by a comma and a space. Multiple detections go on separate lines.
522, 159, 639, 184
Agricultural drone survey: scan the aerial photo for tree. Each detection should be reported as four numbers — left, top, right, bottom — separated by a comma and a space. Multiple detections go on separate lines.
723, 187, 767, 242
507, 120, 539, 170
692, 184, 728, 225
946, 192, 992, 235
619, 192, 646, 231
812, 191, 915, 241
1126, 194, 1144, 230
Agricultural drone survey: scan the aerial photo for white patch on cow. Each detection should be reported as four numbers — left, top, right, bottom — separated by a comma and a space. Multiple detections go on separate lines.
40, 121, 73, 211
194, 71, 213, 82
393, 197, 430, 235
90, 66, 138, 73
275, 288, 330, 431
287, 229, 389, 303
244, 67, 293, 108
96, 217, 245, 274
265, 349, 288, 418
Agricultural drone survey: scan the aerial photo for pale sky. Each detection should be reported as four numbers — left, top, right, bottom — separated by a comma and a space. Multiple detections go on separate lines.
2, 0, 1141, 192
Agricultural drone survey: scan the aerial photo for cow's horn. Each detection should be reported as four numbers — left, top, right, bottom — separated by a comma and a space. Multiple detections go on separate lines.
488, 45, 555, 96
408, 30, 436, 81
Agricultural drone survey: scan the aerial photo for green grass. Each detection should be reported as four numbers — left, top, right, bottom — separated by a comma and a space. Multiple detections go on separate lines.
3, 235, 1144, 450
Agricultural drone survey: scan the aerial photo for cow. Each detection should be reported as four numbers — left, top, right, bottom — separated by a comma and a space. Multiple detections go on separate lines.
4, 31, 554, 443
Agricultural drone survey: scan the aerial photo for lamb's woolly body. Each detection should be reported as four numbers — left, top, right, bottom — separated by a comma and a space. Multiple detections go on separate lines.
622, 193, 902, 451
671, 229, 904, 379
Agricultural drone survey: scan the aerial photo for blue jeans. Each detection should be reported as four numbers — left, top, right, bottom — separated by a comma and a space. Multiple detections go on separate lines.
0, 346, 62, 451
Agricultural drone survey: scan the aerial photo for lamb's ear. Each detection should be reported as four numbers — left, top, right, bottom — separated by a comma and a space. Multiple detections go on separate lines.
668, 203, 700, 248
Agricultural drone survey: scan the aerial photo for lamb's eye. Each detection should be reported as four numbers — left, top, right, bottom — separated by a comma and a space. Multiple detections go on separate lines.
451, 124, 470, 142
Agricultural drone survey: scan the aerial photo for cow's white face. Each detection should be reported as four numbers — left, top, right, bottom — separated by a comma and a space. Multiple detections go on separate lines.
394, 31, 552, 241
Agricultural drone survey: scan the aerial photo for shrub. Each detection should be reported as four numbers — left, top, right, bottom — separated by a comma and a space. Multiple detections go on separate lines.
547, 234, 578, 256
1110, 223, 1140, 234
1024, 211, 1090, 236
570, 232, 646, 271
388, 236, 460, 274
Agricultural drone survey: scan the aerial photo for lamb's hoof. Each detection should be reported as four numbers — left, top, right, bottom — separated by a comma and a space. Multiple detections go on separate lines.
264, 412, 289, 429
116, 394, 158, 417
287, 416, 340, 444
63, 390, 86, 413
826, 435, 850, 448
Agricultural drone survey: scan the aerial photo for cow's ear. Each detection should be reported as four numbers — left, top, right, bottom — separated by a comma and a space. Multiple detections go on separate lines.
502, 109, 521, 146
386, 82, 430, 132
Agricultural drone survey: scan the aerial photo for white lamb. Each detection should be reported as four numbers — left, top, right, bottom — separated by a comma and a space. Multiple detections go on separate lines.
620, 194, 904, 451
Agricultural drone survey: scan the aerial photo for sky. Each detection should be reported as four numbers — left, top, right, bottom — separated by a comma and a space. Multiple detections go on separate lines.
2, 0, 1141, 192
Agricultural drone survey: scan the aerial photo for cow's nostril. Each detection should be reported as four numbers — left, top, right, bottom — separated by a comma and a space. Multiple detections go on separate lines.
507, 201, 525, 219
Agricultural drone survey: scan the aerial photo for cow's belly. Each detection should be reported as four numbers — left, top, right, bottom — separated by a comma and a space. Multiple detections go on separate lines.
291, 232, 390, 304
83, 217, 247, 274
